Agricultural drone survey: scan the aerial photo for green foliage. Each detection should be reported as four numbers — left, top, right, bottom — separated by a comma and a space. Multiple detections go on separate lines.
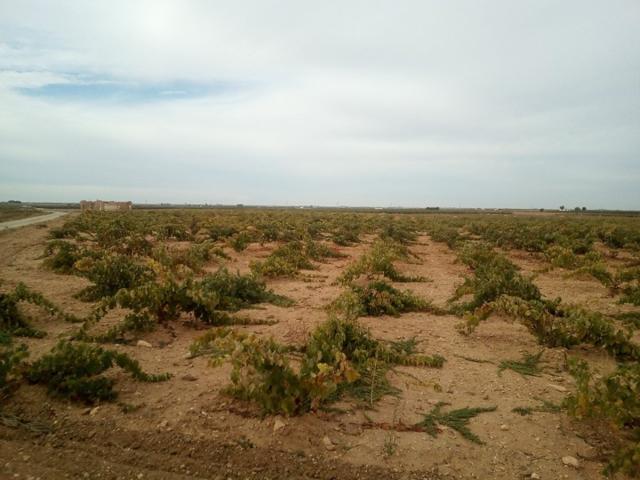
565, 359, 640, 476
450, 243, 541, 312
339, 240, 424, 284
461, 295, 640, 361
194, 317, 444, 415
498, 350, 544, 377
379, 222, 417, 245
208, 224, 239, 242
1, 283, 78, 339
250, 241, 316, 277
43, 240, 84, 274
75, 269, 287, 342
75, 254, 154, 301
0, 343, 28, 398
612, 311, 640, 330
26, 341, 170, 403
152, 241, 227, 274
156, 223, 191, 241
229, 231, 252, 252
330, 280, 435, 319
417, 402, 496, 444
617, 267, 640, 306
512, 399, 561, 416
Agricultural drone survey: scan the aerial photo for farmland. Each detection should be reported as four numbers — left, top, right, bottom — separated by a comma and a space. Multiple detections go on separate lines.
1, 208, 639, 479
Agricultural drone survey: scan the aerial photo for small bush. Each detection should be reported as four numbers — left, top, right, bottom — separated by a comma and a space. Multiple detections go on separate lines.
75, 254, 154, 301
194, 317, 444, 415
229, 232, 252, 252
566, 359, 640, 476
75, 269, 289, 342
0, 344, 28, 398
250, 241, 315, 278
43, 240, 83, 274
450, 243, 541, 312
26, 341, 170, 403
1, 283, 77, 339
339, 240, 424, 284
461, 295, 640, 361
330, 281, 435, 319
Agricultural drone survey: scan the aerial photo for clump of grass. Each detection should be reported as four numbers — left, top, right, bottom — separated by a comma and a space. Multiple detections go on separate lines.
512, 399, 561, 416
329, 280, 437, 319
453, 354, 494, 364
417, 402, 496, 444
498, 350, 544, 377
26, 341, 170, 404
382, 432, 399, 457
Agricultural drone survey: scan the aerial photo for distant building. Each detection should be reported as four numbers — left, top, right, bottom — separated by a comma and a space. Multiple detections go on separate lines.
80, 200, 132, 212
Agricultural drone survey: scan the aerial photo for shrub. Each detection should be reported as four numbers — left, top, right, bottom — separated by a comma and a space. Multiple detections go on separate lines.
194, 317, 444, 415
208, 224, 238, 242
75, 269, 289, 342
229, 232, 252, 252
1, 283, 78, 339
618, 267, 640, 306
0, 343, 28, 399
450, 244, 541, 312
566, 359, 640, 476
26, 341, 170, 403
250, 241, 315, 278
330, 280, 435, 319
339, 240, 424, 284
460, 295, 640, 361
43, 240, 83, 274
379, 222, 417, 245
75, 254, 154, 301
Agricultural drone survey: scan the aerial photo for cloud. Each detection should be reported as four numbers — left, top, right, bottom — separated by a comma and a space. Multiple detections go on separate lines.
0, 0, 639, 208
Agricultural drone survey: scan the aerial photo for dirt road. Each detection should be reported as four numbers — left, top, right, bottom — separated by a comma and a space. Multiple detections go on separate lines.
0, 210, 68, 230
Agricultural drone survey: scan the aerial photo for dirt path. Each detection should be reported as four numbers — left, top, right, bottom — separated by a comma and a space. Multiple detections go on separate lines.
0, 210, 68, 230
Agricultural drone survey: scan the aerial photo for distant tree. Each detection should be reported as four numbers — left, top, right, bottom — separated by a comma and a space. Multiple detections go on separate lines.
539, 208, 545, 212
582, 206, 587, 211
559, 205, 565, 211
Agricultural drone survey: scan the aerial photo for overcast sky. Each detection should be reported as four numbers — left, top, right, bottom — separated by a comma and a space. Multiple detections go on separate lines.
1, 1, 638, 208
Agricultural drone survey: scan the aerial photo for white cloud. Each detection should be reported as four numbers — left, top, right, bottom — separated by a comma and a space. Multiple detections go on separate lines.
0, 0, 639, 208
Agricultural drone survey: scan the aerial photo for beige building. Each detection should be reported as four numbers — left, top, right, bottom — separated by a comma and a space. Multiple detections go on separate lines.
80, 200, 132, 212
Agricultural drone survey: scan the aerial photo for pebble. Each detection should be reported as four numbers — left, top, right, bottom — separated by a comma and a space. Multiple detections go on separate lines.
548, 383, 567, 392
500, 424, 509, 431
136, 340, 153, 348
562, 456, 580, 468
273, 417, 286, 433
322, 435, 335, 451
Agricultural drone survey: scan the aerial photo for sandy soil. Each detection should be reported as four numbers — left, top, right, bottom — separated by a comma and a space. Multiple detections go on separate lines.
0, 219, 628, 480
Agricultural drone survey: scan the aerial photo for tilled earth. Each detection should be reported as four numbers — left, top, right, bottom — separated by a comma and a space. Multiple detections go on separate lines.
0, 216, 629, 479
